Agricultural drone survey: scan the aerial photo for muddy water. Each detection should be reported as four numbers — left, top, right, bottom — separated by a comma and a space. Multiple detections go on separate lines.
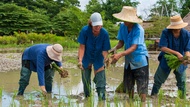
1, 53, 190, 107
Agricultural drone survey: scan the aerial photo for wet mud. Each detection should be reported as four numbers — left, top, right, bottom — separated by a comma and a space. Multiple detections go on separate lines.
1, 51, 190, 106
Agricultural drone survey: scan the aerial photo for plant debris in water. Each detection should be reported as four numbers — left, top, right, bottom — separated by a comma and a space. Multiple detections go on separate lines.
51, 62, 68, 78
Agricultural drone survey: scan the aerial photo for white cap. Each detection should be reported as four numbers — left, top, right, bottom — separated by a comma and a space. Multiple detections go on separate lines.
90, 12, 103, 26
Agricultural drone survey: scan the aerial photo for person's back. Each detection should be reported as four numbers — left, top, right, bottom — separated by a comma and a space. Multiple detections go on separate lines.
23, 44, 49, 61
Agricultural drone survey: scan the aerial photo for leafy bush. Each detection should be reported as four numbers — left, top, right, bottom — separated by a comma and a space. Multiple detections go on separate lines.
0, 36, 17, 45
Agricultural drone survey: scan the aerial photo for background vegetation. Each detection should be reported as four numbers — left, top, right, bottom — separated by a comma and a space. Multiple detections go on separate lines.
0, 0, 189, 48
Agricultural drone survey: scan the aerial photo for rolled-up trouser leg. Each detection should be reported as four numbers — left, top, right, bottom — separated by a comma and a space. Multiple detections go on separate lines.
18, 67, 32, 95
81, 68, 92, 97
45, 67, 55, 93
94, 70, 106, 100
174, 70, 186, 99
151, 66, 169, 95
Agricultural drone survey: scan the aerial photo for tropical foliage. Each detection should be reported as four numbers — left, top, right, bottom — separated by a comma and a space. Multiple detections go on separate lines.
0, 0, 189, 40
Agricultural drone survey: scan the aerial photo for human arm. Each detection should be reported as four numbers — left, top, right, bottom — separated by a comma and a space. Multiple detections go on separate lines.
102, 51, 108, 59
102, 51, 109, 63
78, 44, 85, 70
36, 53, 49, 94
54, 61, 63, 68
37, 60, 47, 94
111, 44, 137, 64
161, 47, 183, 60
109, 40, 124, 54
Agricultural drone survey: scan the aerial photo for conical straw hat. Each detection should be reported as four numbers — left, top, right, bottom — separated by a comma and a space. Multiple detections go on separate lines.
167, 15, 188, 29
113, 6, 143, 23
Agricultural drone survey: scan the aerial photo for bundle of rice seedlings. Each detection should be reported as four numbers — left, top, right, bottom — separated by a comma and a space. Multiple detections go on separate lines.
105, 52, 116, 69
164, 54, 182, 70
115, 82, 125, 93
51, 62, 68, 78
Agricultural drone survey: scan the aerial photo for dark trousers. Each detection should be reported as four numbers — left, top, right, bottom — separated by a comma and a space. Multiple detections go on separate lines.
17, 60, 54, 95
123, 65, 149, 95
81, 68, 106, 100
151, 66, 186, 99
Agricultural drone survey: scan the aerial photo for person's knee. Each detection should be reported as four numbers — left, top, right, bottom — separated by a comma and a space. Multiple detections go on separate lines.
19, 67, 31, 85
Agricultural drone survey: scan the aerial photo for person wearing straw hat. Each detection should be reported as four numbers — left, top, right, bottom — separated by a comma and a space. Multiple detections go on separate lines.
77, 12, 111, 100
17, 43, 63, 96
109, 6, 149, 102
151, 15, 190, 99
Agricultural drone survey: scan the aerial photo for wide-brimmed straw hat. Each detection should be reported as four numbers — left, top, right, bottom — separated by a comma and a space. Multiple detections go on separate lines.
167, 15, 188, 29
46, 44, 63, 62
113, 6, 143, 23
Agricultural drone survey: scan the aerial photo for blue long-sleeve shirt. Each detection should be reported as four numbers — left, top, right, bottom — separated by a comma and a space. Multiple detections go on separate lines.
117, 23, 148, 70
158, 28, 190, 73
22, 44, 62, 86
77, 25, 111, 70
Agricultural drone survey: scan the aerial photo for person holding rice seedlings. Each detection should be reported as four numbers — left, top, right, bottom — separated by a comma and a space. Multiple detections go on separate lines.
77, 12, 111, 101
17, 43, 63, 96
109, 6, 149, 102
151, 15, 190, 99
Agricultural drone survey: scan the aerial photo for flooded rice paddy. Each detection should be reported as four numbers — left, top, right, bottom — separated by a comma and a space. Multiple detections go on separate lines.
1, 51, 190, 107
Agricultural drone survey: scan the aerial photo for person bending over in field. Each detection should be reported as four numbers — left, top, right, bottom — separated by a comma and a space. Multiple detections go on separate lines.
151, 15, 190, 99
17, 43, 63, 96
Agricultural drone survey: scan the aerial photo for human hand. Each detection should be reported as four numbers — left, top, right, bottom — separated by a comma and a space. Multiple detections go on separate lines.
104, 57, 109, 63
40, 86, 47, 96
104, 57, 110, 68
176, 52, 183, 61
182, 56, 190, 65
109, 47, 117, 54
59, 68, 69, 78
77, 61, 84, 70
110, 53, 122, 64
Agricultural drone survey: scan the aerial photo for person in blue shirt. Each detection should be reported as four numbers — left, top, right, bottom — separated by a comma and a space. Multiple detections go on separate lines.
110, 6, 149, 102
17, 43, 63, 96
77, 12, 111, 100
151, 15, 190, 99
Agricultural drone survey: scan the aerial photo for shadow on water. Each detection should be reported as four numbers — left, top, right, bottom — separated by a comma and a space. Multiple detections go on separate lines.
1, 56, 190, 106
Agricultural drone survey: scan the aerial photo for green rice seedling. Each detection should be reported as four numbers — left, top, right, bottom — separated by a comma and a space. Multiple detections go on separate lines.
115, 82, 124, 93
58, 98, 64, 107
146, 99, 151, 107
158, 89, 164, 105
113, 94, 120, 107
0, 87, 2, 98
175, 98, 189, 107
164, 53, 182, 70
10, 91, 19, 107
51, 62, 68, 78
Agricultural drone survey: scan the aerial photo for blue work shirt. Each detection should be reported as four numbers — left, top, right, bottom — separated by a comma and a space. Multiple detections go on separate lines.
117, 23, 149, 70
77, 25, 111, 70
22, 44, 62, 86
158, 28, 190, 73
